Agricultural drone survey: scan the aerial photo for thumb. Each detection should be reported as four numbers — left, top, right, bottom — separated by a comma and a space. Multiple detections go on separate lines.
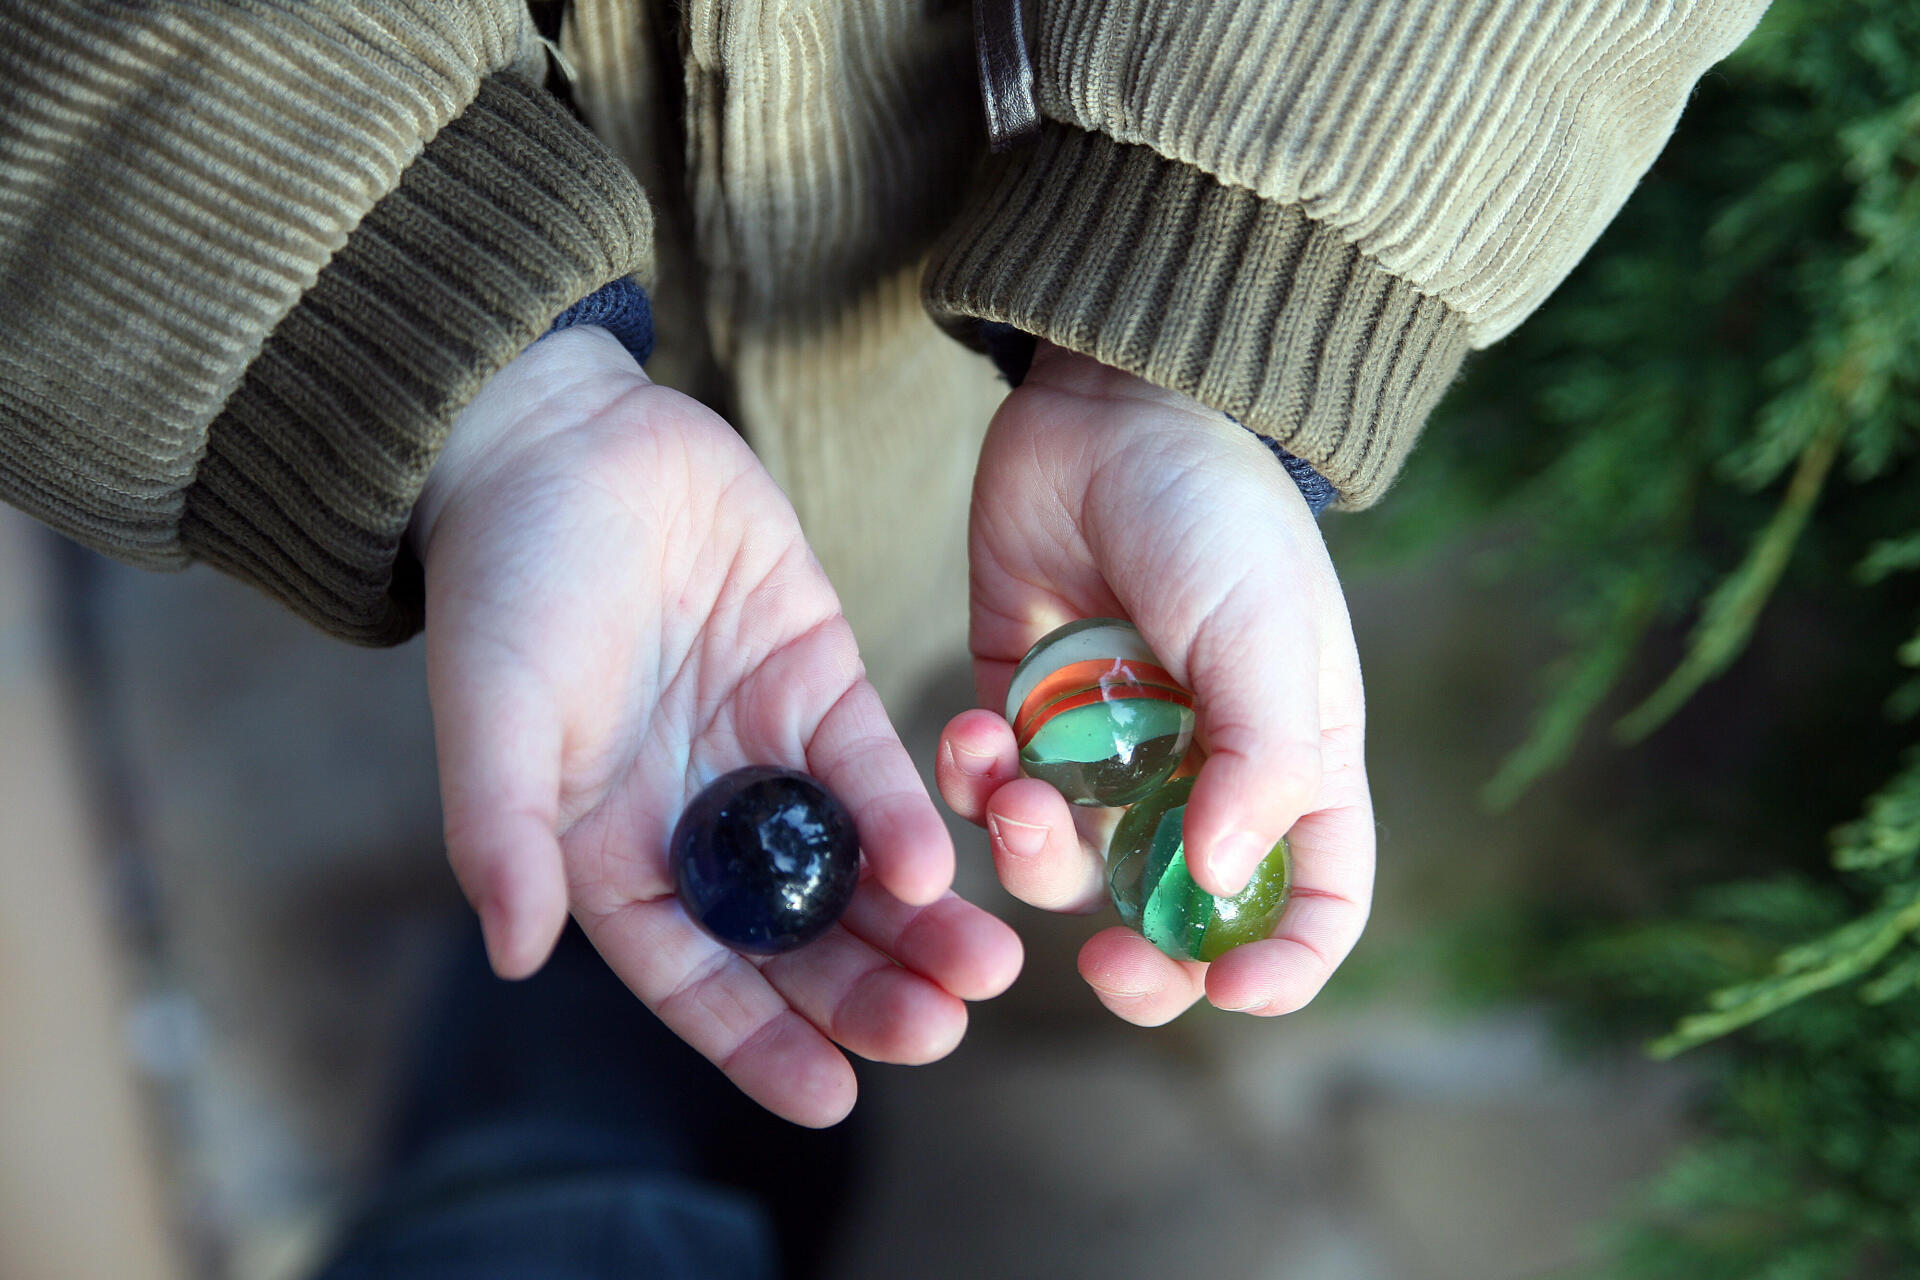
427, 635, 572, 980
1162, 575, 1324, 900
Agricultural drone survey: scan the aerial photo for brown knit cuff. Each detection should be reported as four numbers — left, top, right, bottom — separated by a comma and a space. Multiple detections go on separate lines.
184, 74, 654, 645
924, 127, 1470, 508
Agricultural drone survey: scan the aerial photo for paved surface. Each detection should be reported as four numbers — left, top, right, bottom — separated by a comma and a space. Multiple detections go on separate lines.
0, 511, 177, 1280
2, 515, 1697, 1280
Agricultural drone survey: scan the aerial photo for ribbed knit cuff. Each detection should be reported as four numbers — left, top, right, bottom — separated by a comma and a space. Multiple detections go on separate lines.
184, 74, 654, 645
925, 127, 1471, 508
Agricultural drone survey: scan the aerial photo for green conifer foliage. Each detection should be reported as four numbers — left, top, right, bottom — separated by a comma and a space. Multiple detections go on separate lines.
1354, 3, 1920, 1272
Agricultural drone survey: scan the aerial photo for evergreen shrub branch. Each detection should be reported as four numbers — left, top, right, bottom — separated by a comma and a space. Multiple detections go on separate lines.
1351, 4, 1920, 1273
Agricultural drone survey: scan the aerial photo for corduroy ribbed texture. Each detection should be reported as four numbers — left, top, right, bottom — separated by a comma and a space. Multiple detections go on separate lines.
666, 0, 1010, 701
684, 0, 981, 345
0, 0, 1770, 668
184, 74, 654, 644
1029, 0, 1770, 344
0, 0, 540, 572
926, 127, 1470, 508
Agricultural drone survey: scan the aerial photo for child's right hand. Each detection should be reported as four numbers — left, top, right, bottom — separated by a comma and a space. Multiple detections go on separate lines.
409, 326, 1022, 1128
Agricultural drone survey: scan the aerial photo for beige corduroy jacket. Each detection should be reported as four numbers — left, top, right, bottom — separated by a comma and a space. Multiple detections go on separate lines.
0, 0, 1767, 687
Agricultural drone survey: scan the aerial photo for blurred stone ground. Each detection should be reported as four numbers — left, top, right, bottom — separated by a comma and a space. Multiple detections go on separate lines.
0, 511, 176, 1280
2, 510, 1698, 1280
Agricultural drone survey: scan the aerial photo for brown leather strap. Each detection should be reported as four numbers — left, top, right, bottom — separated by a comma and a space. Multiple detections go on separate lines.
973, 0, 1040, 152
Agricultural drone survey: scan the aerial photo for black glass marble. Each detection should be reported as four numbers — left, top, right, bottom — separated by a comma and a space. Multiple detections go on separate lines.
670, 766, 861, 955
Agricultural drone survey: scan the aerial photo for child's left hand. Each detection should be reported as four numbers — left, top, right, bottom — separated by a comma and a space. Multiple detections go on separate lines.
936, 342, 1376, 1024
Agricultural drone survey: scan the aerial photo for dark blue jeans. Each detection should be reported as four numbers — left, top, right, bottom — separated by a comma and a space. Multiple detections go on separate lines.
313, 923, 848, 1280
317, 1161, 776, 1280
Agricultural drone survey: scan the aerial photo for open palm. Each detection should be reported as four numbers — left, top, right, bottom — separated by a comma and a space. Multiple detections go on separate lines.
937, 343, 1374, 1024
414, 329, 1021, 1127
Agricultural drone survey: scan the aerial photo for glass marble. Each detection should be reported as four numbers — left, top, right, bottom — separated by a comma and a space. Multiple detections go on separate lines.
1004, 618, 1197, 807
670, 766, 860, 955
1106, 778, 1290, 962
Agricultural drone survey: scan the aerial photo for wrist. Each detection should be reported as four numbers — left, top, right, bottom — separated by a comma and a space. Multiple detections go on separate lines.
409, 326, 650, 562
1025, 341, 1222, 425
1027, 342, 1342, 513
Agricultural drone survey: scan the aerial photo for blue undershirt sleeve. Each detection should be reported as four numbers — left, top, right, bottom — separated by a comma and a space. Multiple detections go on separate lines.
549, 277, 655, 366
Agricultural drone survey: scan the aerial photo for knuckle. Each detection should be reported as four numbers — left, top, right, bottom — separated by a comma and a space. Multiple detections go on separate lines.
657, 950, 741, 1027
1266, 742, 1323, 808
1318, 719, 1365, 757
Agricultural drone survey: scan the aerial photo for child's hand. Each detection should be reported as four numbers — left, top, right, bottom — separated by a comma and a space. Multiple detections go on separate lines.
411, 327, 1022, 1127
936, 342, 1374, 1025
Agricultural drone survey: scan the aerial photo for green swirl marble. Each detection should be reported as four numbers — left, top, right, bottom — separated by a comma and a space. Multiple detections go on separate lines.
1106, 778, 1291, 962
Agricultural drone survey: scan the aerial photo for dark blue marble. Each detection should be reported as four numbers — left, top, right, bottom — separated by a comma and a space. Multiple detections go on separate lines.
670, 766, 860, 955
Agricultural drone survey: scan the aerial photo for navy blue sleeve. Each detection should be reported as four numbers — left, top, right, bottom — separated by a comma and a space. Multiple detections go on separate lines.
549, 277, 655, 366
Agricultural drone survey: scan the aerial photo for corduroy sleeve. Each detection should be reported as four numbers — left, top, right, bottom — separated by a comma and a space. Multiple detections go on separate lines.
0, 2, 655, 643
924, 0, 1769, 508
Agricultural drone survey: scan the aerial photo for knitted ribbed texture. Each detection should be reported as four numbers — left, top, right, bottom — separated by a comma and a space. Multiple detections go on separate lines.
926, 128, 1469, 508
0, 1, 539, 572
1266, 446, 1341, 517
1031, 0, 1769, 344
550, 278, 656, 366
187, 74, 654, 644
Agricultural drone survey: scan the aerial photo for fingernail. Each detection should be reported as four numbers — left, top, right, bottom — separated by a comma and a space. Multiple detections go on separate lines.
1212, 833, 1266, 893
478, 902, 519, 976
1218, 996, 1270, 1014
989, 814, 1048, 858
950, 741, 996, 777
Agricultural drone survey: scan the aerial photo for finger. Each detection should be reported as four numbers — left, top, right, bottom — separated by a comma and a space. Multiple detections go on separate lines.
807, 678, 954, 908
1204, 794, 1375, 1015
429, 655, 571, 981
935, 709, 1021, 825
984, 778, 1106, 913
1077, 927, 1207, 1026
1176, 588, 1325, 899
759, 927, 969, 1065
840, 885, 1024, 1002
585, 896, 858, 1127
453, 810, 572, 981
